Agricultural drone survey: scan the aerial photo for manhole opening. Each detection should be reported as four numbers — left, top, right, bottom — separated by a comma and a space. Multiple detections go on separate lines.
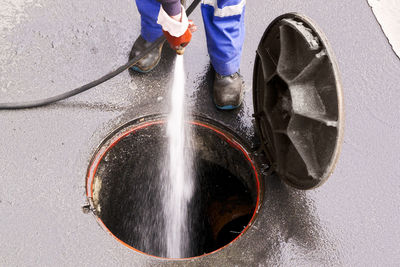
87, 117, 260, 259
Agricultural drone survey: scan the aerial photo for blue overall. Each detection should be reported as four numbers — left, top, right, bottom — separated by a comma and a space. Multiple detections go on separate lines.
135, 0, 246, 76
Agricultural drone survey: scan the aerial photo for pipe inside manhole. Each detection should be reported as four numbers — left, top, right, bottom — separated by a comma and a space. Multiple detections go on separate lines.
86, 115, 261, 259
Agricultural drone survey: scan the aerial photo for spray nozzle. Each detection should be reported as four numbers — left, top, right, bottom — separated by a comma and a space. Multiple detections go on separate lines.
176, 45, 185, 55
176, 48, 185, 55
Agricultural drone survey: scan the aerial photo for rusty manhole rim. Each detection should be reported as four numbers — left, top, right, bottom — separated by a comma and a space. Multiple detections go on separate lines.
85, 114, 263, 260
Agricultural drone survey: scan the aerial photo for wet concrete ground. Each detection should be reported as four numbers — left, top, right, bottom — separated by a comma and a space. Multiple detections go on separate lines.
1, 0, 400, 266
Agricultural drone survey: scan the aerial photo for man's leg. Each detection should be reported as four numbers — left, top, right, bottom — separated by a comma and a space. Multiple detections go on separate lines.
201, 0, 246, 109
136, 0, 163, 42
130, 0, 164, 73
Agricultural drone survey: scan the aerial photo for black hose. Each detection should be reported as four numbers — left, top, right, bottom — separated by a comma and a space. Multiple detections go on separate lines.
0, 0, 201, 110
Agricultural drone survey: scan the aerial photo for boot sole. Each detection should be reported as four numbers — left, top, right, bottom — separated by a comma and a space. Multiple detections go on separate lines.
215, 104, 241, 110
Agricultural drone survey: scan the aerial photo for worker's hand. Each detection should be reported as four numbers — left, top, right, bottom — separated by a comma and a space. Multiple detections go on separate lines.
164, 19, 197, 50
157, 5, 196, 51
171, 14, 197, 33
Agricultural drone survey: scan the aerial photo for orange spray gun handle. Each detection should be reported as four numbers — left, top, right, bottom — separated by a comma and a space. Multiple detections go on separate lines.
163, 20, 193, 55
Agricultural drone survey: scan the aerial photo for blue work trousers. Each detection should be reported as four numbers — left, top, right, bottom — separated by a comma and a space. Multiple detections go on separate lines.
135, 0, 246, 76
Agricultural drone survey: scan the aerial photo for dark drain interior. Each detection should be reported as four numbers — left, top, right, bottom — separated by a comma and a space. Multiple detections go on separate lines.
89, 119, 259, 258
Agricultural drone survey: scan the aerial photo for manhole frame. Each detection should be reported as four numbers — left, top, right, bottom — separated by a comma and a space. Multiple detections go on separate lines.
85, 114, 264, 260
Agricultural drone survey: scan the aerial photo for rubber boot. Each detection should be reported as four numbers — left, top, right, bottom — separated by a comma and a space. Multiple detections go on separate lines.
213, 72, 244, 110
129, 35, 163, 73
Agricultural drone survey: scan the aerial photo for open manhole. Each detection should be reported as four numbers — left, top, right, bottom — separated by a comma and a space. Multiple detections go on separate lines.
85, 13, 343, 260
86, 115, 261, 258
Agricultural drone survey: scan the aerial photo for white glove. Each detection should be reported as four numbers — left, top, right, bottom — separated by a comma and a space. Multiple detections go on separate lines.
157, 5, 189, 37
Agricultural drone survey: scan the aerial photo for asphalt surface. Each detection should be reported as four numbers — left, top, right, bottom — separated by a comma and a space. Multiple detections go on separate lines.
1, 0, 400, 266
